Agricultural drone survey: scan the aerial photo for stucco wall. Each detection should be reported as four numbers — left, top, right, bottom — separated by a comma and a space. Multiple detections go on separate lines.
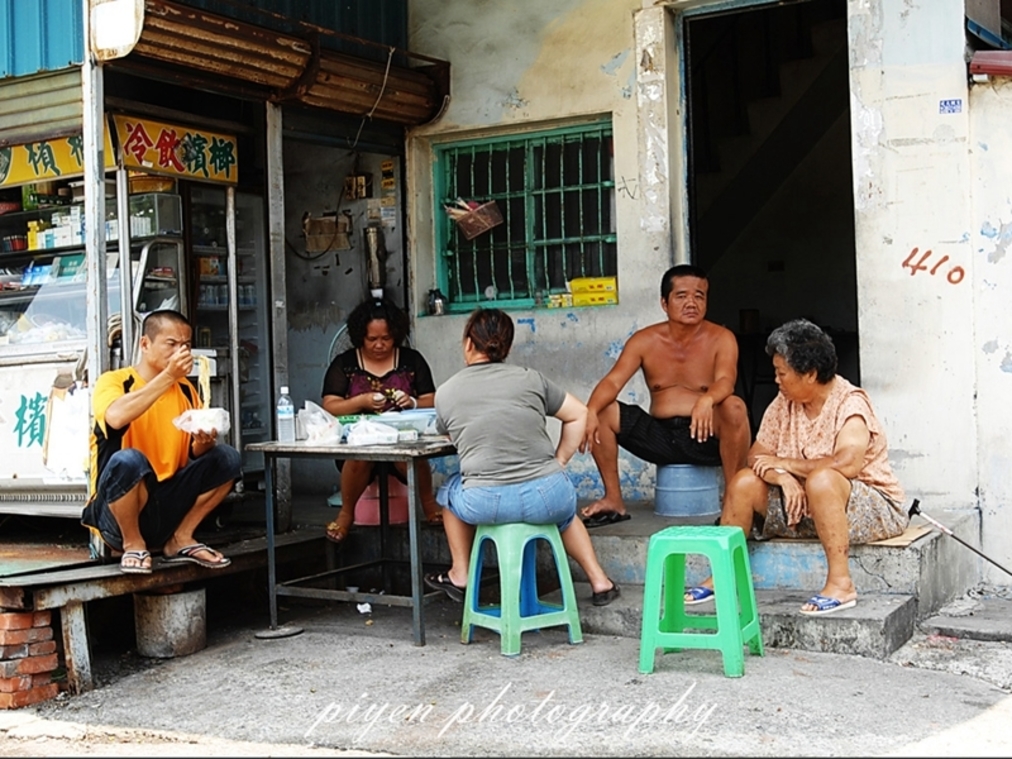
969, 75, 1012, 580
404, 0, 999, 539
407, 0, 665, 498
847, 0, 978, 510
282, 142, 406, 493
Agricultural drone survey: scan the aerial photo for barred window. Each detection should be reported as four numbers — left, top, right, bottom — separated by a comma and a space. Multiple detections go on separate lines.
434, 121, 616, 309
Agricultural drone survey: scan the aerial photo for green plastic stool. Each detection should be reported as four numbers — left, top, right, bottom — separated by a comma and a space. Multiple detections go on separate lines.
461, 522, 583, 657
638, 525, 763, 677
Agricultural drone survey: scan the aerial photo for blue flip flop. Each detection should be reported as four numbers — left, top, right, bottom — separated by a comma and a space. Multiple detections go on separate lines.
684, 586, 715, 605
799, 595, 857, 616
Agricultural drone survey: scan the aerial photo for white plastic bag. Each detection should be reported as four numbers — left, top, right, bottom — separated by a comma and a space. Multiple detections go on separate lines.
346, 418, 399, 446
173, 407, 231, 436
298, 400, 342, 443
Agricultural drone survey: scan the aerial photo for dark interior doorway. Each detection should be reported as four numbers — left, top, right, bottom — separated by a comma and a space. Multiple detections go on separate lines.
683, 0, 858, 430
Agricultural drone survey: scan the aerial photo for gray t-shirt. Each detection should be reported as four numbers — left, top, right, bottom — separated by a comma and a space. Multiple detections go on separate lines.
435, 362, 567, 487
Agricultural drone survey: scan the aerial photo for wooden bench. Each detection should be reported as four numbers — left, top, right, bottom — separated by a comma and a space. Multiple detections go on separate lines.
0, 529, 321, 694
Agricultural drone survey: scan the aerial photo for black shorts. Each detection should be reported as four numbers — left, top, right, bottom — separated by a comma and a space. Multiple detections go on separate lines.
617, 403, 722, 467
81, 445, 241, 552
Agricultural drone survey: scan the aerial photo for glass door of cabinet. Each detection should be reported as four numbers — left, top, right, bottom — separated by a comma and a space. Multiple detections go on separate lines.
235, 191, 270, 475
134, 238, 186, 316
188, 184, 269, 480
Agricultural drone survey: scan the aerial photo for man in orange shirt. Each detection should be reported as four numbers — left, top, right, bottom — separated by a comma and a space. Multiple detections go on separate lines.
81, 310, 240, 573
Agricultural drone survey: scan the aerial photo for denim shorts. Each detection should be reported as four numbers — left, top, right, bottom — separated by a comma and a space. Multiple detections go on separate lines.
81, 445, 241, 552
437, 470, 576, 532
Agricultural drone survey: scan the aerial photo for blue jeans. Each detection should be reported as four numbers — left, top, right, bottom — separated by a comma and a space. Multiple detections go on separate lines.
437, 471, 576, 532
81, 445, 241, 551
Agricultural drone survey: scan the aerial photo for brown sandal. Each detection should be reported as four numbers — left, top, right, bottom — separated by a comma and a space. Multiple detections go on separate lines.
325, 512, 353, 544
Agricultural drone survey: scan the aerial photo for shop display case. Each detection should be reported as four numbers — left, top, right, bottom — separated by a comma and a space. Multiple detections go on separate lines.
0, 183, 184, 506
0, 176, 270, 509
189, 185, 270, 481
0, 192, 184, 359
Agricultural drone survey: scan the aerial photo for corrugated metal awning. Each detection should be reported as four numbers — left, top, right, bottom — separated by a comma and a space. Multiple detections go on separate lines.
117, 0, 449, 126
0, 68, 83, 146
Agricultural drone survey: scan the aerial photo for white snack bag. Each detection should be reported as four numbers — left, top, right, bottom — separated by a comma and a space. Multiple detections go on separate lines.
172, 355, 231, 436
345, 418, 399, 446
298, 400, 342, 443
173, 407, 231, 436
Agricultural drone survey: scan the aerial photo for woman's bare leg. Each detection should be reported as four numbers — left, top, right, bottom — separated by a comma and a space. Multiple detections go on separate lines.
802, 467, 856, 609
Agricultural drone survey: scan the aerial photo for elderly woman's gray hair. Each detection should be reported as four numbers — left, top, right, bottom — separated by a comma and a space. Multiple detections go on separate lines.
765, 319, 838, 383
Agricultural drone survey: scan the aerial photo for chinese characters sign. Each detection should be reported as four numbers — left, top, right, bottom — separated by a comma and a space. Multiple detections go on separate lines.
112, 115, 238, 184
13, 392, 46, 449
0, 363, 88, 483
0, 129, 115, 188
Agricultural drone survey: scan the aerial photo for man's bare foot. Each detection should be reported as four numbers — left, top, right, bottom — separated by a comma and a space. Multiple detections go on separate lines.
162, 538, 228, 567
119, 549, 152, 574
580, 497, 627, 519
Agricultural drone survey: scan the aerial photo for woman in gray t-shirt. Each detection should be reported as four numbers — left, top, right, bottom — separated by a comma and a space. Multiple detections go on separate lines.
425, 308, 619, 607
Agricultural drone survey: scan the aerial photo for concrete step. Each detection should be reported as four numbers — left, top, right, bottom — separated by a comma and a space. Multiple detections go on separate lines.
573, 501, 979, 619
568, 582, 916, 660
919, 597, 1012, 643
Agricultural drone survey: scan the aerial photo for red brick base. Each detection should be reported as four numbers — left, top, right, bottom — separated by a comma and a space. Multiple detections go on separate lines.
0, 611, 60, 709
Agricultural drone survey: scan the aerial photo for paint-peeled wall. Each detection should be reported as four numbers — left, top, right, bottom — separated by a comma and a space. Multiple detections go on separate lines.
970, 75, 1012, 580
847, 0, 977, 508
282, 142, 406, 493
407, 0, 671, 499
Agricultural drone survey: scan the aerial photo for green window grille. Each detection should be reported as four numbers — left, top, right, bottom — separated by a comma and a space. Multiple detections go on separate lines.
434, 121, 616, 309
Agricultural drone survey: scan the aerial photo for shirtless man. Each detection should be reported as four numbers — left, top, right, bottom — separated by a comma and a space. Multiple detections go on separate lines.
578, 265, 751, 526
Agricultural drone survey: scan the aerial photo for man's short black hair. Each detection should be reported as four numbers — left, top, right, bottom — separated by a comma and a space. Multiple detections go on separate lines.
142, 310, 190, 340
661, 264, 708, 300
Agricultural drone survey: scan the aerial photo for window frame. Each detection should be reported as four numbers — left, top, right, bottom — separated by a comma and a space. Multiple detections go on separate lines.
432, 119, 616, 312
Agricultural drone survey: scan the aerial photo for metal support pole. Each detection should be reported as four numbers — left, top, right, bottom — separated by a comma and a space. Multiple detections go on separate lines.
82, 0, 108, 383
116, 166, 133, 360
266, 102, 291, 533
406, 458, 425, 646
226, 187, 242, 461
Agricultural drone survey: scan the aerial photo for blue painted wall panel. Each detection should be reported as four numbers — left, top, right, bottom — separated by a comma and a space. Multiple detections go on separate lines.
0, 0, 83, 78
0, 0, 405, 80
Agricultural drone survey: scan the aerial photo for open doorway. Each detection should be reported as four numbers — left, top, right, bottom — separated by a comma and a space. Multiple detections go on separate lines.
682, 0, 858, 429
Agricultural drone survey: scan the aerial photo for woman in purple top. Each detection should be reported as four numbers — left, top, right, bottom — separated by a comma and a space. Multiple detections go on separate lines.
321, 298, 441, 543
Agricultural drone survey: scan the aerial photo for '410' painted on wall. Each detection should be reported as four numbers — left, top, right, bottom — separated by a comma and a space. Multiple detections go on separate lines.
902, 248, 965, 284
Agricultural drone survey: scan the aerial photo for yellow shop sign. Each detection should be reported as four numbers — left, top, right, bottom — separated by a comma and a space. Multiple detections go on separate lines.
112, 115, 237, 184
0, 128, 115, 187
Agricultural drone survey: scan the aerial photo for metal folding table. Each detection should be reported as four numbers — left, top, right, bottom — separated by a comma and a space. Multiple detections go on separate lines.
246, 438, 456, 645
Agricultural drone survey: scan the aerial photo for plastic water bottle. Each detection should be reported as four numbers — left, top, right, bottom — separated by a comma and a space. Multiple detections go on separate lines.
276, 386, 295, 443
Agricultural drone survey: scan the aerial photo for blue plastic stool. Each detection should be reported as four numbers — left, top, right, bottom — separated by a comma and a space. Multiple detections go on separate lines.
461, 522, 583, 657
638, 525, 763, 677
